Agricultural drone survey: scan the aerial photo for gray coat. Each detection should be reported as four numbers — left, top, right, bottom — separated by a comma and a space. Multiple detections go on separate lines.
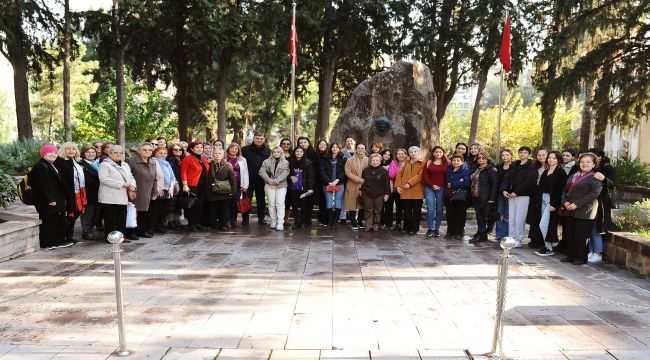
125, 155, 159, 211
561, 173, 602, 220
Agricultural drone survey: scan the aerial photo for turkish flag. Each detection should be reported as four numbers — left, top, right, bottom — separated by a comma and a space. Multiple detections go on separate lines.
500, 17, 511, 73
289, 16, 299, 67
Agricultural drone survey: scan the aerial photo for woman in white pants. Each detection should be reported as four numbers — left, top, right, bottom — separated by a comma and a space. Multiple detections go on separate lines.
259, 146, 290, 230
503, 146, 537, 247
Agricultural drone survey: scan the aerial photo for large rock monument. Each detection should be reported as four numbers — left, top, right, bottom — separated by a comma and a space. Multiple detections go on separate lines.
329, 60, 438, 151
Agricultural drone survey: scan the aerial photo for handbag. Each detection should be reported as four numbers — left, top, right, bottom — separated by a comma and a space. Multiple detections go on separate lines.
449, 189, 469, 202
326, 185, 341, 192
557, 206, 570, 217
178, 192, 198, 209
127, 188, 137, 202
236, 197, 252, 213
211, 180, 231, 194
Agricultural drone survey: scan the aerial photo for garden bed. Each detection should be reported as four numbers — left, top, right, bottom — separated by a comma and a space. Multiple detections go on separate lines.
605, 231, 650, 278
618, 185, 650, 203
0, 211, 40, 263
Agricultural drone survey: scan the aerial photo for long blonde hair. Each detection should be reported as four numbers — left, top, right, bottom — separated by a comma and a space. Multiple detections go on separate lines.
58, 142, 80, 161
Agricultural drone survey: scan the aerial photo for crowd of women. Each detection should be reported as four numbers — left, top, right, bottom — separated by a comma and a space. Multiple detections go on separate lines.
29, 135, 616, 266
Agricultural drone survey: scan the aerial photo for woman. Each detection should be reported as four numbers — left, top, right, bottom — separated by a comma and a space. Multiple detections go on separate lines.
360, 153, 390, 231
54, 142, 87, 244
150, 146, 177, 233
180, 141, 211, 232
226, 142, 249, 228
561, 152, 603, 265
98, 145, 136, 243
495, 149, 513, 241
166, 143, 185, 229
466, 143, 482, 169
370, 142, 384, 154
315, 140, 330, 227
79, 145, 101, 241
259, 146, 290, 231
207, 149, 237, 230
527, 147, 549, 248
98, 141, 114, 163
203, 143, 213, 160
389, 148, 408, 231
319, 142, 347, 228
534, 151, 568, 256
395, 146, 425, 235
379, 149, 394, 230
288, 147, 315, 229
32, 144, 69, 249
453, 142, 468, 162
445, 154, 471, 239
469, 150, 498, 243
422, 146, 449, 238
280, 138, 293, 158
213, 140, 225, 152
503, 146, 537, 248
588, 148, 617, 263
344, 143, 369, 230
126, 141, 160, 239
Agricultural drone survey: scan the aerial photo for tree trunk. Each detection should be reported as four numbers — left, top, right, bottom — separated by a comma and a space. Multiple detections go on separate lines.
316, 60, 336, 142
113, 0, 125, 145
63, 0, 72, 142
579, 78, 595, 150
173, 0, 189, 141
540, 94, 556, 149
468, 70, 488, 144
6, 15, 33, 140
216, 48, 233, 143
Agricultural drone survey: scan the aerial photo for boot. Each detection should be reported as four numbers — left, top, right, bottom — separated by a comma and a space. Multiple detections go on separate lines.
333, 209, 341, 228
292, 209, 302, 229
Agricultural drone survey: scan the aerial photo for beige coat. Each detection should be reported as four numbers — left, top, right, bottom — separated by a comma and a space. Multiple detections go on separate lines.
343, 154, 368, 210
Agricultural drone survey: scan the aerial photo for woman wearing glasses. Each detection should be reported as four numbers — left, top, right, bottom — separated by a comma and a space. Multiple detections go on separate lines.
98, 145, 137, 242
125, 141, 160, 239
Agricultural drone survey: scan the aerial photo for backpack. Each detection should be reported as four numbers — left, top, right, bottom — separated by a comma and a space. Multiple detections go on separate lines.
17, 168, 35, 205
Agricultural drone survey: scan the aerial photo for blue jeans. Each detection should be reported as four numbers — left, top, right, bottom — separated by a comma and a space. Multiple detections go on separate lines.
424, 186, 444, 230
324, 184, 345, 209
495, 195, 508, 239
589, 223, 604, 253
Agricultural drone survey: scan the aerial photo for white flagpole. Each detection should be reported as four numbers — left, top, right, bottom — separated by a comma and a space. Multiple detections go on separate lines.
290, 2, 297, 146
496, 12, 508, 164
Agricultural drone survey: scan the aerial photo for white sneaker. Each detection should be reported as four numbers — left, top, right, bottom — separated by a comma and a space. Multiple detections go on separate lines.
276, 224, 284, 231
270, 222, 277, 228
588, 253, 602, 263
514, 240, 522, 248
587, 252, 594, 261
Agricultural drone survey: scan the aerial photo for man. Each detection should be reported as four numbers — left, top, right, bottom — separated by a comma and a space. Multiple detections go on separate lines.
342, 136, 356, 159
241, 132, 271, 225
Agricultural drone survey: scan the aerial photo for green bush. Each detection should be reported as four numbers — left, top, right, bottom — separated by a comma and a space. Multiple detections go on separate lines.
613, 156, 650, 187
0, 169, 17, 208
613, 199, 650, 234
0, 140, 44, 174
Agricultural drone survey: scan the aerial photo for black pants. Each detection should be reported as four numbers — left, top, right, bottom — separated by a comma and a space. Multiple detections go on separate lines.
316, 183, 328, 225
148, 198, 170, 230
65, 211, 80, 241
102, 203, 127, 238
393, 192, 404, 226
380, 191, 397, 226
446, 200, 468, 237
38, 210, 66, 248
242, 182, 266, 223
209, 200, 230, 228
187, 185, 207, 226
566, 217, 593, 262
289, 189, 313, 226
402, 199, 423, 233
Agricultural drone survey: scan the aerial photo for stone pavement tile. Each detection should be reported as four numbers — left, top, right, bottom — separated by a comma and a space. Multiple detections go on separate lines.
606, 350, 650, 360
269, 349, 320, 359
217, 348, 272, 359
50, 345, 117, 359
369, 349, 421, 359
160, 347, 219, 359
331, 332, 378, 351
286, 313, 332, 349
237, 334, 286, 349
418, 349, 469, 359
106, 345, 169, 359
592, 310, 648, 328
0, 345, 65, 360
319, 349, 370, 359
523, 315, 597, 351
0, 346, 16, 357
561, 350, 615, 360
500, 349, 566, 359
567, 320, 647, 349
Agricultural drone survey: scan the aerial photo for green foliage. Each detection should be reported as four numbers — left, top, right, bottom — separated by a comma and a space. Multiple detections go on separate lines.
614, 199, 650, 235
0, 140, 43, 174
0, 169, 17, 209
440, 92, 577, 154
613, 157, 650, 187
0, 91, 16, 143
73, 80, 177, 143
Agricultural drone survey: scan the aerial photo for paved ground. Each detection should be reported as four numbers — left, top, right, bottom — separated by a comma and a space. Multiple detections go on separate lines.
1, 204, 649, 359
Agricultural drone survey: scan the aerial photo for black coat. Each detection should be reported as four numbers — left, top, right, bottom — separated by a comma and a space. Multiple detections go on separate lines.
31, 159, 67, 214
79, 160, 100, 204
289, 158, 315, 192
501, 159, 537, 196
470, 163, 498, 203
319, 155, 347, 185
206, 161, 236, 202
242, 144, 271, 187
53, 157, 78, 213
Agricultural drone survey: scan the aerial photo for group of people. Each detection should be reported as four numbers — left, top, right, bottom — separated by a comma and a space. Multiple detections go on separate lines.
29, 134, 616, 266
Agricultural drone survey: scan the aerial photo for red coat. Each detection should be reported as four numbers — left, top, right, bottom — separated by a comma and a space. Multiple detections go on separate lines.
180, 154, 211, 187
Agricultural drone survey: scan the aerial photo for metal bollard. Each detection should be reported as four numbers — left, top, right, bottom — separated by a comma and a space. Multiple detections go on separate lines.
107, 231, 129, 357
490, 237, 515, 358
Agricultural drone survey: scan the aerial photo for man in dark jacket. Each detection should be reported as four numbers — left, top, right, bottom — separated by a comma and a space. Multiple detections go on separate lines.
241, 132, 271, 225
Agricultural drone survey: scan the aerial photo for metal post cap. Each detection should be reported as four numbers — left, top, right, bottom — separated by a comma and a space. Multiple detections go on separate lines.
500, 237, 516, 250
107, 231, 125, 244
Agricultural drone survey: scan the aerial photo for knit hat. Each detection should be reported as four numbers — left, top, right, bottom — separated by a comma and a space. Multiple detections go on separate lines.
40, 144, 58, 157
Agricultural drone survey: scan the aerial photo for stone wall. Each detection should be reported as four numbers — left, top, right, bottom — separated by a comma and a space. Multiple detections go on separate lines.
605, 232, 650, 278
0, 212, 40, 262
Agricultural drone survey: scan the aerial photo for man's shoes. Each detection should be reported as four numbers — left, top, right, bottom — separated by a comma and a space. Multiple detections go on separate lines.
535, 248, 555, 256
433, 229, 440, 238
425, 229, 434, 238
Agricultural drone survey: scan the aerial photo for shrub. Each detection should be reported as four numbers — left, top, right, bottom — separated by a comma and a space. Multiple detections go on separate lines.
0, 140, 43, 174
613, 156, 650, 187
613, 199, 650, 234
0, 169, 17, 208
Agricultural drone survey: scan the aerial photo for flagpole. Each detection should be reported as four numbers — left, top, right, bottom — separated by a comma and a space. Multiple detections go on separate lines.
290, 1, 297, 146
496, 12, 508, 164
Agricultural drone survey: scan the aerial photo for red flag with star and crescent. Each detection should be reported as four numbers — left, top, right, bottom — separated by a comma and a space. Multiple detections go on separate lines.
500, 16, 511, 73
289, 16, 299, 67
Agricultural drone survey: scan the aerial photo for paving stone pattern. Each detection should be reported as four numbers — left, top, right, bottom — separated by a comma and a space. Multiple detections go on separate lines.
0, 206, 649, 359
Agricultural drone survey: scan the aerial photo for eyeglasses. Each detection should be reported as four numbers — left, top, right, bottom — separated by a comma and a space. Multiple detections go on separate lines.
141, 148, 153, 152
172, 148, 182, 152
477, 156, 487, 160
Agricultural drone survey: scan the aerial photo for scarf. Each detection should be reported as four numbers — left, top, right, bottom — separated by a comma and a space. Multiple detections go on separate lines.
154, 157, 175, 189
84, 159, 100, 172
72, 160, 87, 213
